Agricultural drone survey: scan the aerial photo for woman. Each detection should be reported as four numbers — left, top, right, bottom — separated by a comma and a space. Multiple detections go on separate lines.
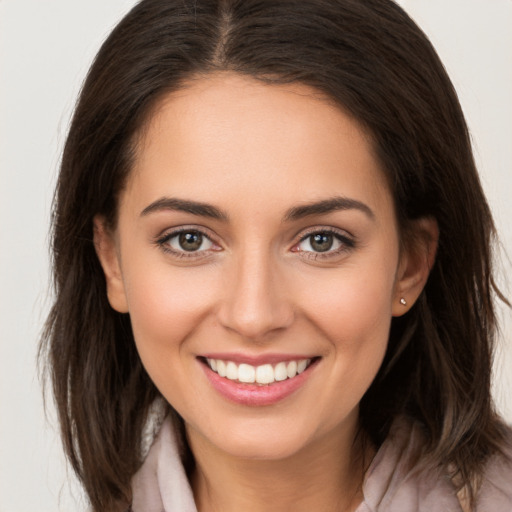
41, 0, 512, 511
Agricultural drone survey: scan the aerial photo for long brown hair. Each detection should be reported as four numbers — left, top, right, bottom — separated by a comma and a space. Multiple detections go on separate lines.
41, 0, 509, 510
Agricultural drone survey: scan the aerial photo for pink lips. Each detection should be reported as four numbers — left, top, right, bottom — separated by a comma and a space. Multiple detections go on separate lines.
199, 355, 319, 406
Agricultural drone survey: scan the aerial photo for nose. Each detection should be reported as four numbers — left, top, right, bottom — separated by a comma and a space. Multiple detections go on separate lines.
217, 248, 295, 341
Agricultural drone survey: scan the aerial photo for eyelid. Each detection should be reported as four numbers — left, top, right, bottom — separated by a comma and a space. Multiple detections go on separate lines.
154, 223, 220, 241
291, 226, 356, 257
154, 225, 222, 258
294, 225, 354, 244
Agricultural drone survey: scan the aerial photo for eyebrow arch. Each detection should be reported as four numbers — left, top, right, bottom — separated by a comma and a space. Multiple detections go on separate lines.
141, 195, 374, 223
140, 197, 229, 221
284, 197, 375, 221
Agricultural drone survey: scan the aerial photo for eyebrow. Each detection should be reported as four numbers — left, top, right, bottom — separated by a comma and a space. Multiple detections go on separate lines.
140, 195, 374, 222
140, 197, 229, 221
284, 197, 375, 221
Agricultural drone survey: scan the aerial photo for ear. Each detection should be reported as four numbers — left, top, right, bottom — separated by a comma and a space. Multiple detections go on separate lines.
392, 217, 438, 317
93, 215, 129, 313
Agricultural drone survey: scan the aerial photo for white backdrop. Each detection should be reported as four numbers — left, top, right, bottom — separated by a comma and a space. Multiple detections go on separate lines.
0, 1, 511, 510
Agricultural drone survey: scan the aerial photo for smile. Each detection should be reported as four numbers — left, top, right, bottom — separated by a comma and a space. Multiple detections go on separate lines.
200, 355, 320, 406
206, 358, 313, 385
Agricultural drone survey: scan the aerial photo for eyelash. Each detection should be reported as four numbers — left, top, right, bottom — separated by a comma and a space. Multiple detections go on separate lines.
154, 226, 356, 260
293, 228, 356, 260
155, 227, 219, 259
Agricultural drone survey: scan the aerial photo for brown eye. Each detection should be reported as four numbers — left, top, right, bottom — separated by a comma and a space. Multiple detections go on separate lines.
179, 231, 203, 251
309, 233, 334, 252
165, 230, 214, 253
294, 230, 353, 256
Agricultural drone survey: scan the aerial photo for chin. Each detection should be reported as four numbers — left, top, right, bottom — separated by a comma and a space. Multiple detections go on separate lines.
216, 430, 311, 461
187, 412, 330, 462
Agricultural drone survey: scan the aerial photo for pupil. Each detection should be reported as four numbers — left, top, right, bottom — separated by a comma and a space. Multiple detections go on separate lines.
179, 232, 202, 251
311, 233, 333, 252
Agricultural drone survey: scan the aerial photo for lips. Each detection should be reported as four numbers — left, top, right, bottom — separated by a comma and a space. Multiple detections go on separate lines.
199, 354, 319, 406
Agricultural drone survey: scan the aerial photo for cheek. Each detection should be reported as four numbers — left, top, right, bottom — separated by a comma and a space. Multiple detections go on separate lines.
299, 261, 396, 344
295, 258, 396, 393
297, 273, 393, 426
121, 260, 218, 382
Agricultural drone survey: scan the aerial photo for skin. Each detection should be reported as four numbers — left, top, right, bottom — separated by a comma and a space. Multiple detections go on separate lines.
94, 73, 437, 512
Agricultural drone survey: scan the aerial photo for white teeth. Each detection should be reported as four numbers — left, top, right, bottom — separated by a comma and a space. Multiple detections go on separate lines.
274, 362, 288, 381
286, 360, 297, 378
206, 357, 313, 385
256, 364, 274, 384
297, 360, 308, 374
217, 360, 226, 377
238, 363, 255, 383
226, 361, 238, 380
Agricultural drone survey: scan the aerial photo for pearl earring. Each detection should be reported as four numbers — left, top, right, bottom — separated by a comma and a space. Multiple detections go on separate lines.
400, 297, 407, 306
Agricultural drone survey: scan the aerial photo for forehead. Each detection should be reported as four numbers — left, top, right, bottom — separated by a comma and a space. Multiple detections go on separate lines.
124, 72, 393, 221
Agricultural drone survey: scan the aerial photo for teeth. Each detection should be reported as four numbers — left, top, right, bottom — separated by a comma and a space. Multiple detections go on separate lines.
217, 360, 226, 377
238, 363, 255, 383
256, 364, 274, 384
286, 360, 297, 378
274, 362, 288, 382
206, 357, 312, 385
297, 360, 308, 374
226, 361, 238, 380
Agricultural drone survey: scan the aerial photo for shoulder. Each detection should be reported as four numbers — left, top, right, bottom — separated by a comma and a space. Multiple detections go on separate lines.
362, 418, 512, 512
476, 426, 512, 511
362, 418, 461, 511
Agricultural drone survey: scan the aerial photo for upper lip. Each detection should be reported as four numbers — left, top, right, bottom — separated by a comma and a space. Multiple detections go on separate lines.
199, 353, 318, 365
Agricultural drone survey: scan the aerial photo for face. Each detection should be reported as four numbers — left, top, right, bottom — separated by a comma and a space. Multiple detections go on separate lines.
96, 73, 428, 461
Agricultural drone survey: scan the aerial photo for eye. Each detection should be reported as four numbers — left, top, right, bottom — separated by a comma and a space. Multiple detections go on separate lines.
293, 229, 354, 256
301, 232, 337, 252
159, 229, 215, 254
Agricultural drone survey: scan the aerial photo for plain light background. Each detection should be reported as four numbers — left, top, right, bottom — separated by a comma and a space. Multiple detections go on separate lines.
0, 1, 511, 510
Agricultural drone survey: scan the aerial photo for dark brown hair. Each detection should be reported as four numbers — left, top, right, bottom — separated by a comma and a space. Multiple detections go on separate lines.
41, 0, 509, 510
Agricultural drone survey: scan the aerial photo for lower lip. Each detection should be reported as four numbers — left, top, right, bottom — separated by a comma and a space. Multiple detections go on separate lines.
200, 359, 318, 406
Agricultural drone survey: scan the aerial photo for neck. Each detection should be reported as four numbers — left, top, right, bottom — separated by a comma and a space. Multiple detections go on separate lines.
186, 415, 370, 512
